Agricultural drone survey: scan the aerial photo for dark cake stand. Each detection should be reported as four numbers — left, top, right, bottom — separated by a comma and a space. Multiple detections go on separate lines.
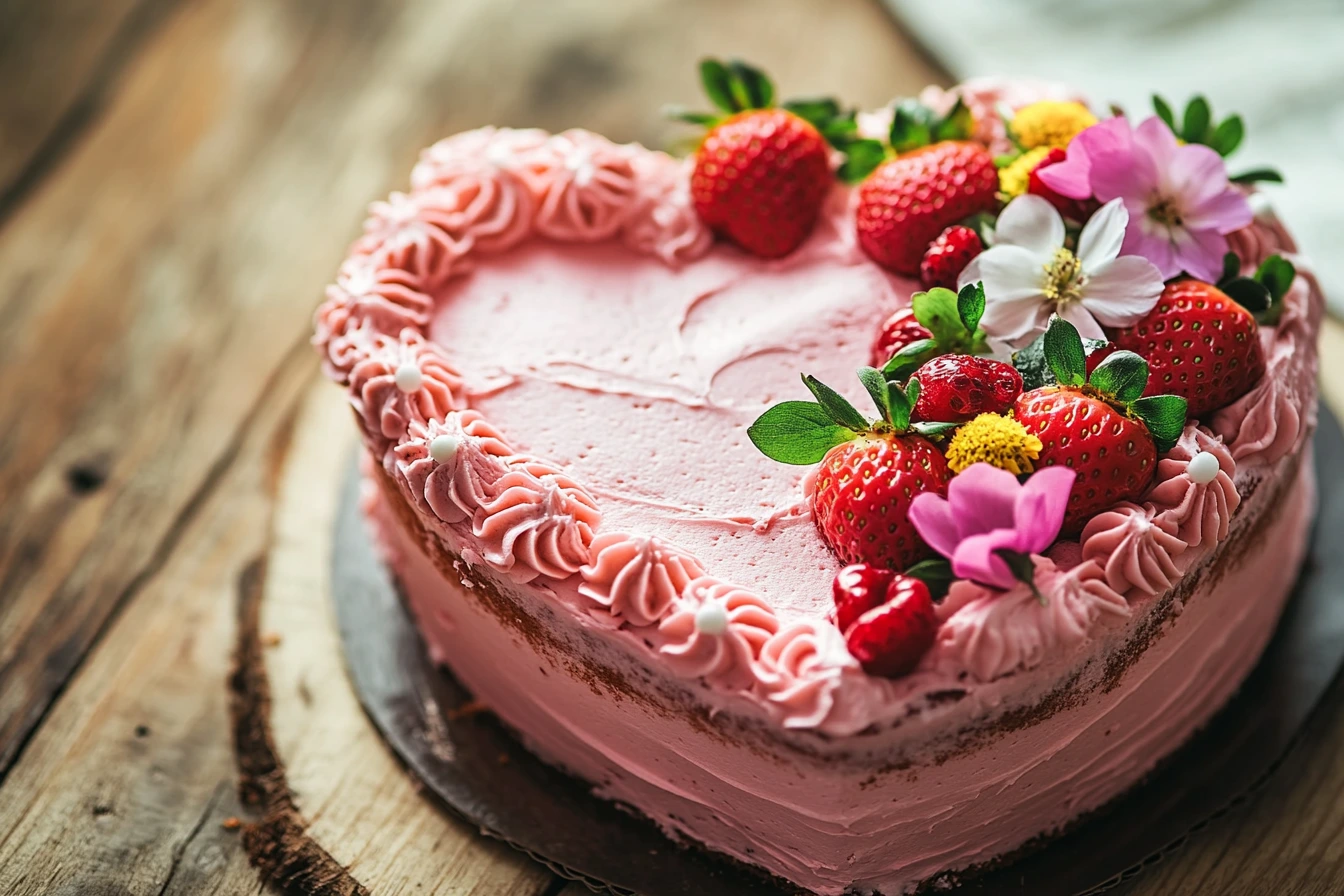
331, 409, 1344, 896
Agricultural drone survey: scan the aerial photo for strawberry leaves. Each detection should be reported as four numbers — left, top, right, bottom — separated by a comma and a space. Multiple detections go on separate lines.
1153, 94, 1283, 185
889, 98, 972, 153
1038, 317, 1188, 453
882, 283, 990, 380
1217, 252, 1297, 325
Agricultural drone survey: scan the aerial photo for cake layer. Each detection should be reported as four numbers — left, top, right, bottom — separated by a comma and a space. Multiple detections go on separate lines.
367, 441, 1314, 895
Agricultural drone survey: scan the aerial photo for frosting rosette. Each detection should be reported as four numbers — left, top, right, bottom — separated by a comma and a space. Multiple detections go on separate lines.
353, 190, 469, 288
1080, 503, 1185, 596
411, 126, 550, 190
347, 328, 466, 447
658, 577, 779, 689
472, 458, 601, 583
926, 558, 1129, 682
621, 153, 713, 266
392, 411, 512, 523
1145, 425, 1240, 550
520, 130, 642, 242
314, 258, 433, 383
752, 621, 862, 731
579, 533, 706, 628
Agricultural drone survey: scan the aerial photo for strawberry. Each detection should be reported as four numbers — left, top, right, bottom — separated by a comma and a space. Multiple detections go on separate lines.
749, 368, 954, 571
857, 141, 998, 275
673, 59, 878, 259
835, 569, 937, 678
1012, 318, 1188, 532
870, 308, 932, 369
1111, 256, 1296, 418
910, 354, 1022, 423
1084, 341, 1119, 378
1027, 147, 1095, 223
920, 225, 983, 290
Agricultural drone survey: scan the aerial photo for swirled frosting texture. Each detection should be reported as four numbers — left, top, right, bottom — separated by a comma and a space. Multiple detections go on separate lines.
658, 577, 779, 689
353, 190, 470, 287
926, 558, 1129, 682
1080, 503, 1185, 596
314, 258, 432, 382
753, 621, 863, 731
519, 130, 641, 242
621, 154, 713, 266
579, 533, 705, 627
393, 412, 511, 522
473, 458, 601, 583
1145, 425, 1240, 550
347, 328, 466, 446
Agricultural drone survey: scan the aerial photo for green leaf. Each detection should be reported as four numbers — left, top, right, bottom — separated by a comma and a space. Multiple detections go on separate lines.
911, 287, 966, 346
727, 59, 773, 110
1182, 95, 1211, 144
748, 402, 856, 465
663, 106, 721, 126
911, 420, 960, 438
1230, 167, 1284, 185
1220, 251, 1242, 285
1220, 276, 1271, 313
1131, 395, 1188, 454
1152, 94, 1176, 131
857, 366, 892, 424
957, 282, 986, 334
836, 139, 887, 184
904, 557, 955, 601
881, 337, 939, 381
1088, 350, 1149, 404
1255, 254, 1296, 302
889, 101, 933, 153
698, 59, 738, 113
1043, 317, 1086, 387
782, 97, 840, 128
1208, 115, 1244, 157
933, 97, 973, 141
888, 381, 913, 431
802, 374, 869, 431
1014, 333, 1107, 390
904, 376, 921, 407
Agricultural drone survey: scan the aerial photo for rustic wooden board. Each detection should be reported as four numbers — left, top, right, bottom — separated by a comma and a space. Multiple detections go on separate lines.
0, 0, 1341, 893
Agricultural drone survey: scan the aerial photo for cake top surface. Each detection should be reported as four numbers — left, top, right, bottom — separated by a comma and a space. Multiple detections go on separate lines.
315, 65, 1322, 736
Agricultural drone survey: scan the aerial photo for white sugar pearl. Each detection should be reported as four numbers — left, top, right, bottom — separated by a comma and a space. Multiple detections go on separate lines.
394, 363, 424, 393
1187, 451, 1221, 484
429, 434, 459, 463
694, 601, 729, 636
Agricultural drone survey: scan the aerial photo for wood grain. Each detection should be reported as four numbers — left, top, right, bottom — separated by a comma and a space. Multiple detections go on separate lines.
0, 0, 1340, 893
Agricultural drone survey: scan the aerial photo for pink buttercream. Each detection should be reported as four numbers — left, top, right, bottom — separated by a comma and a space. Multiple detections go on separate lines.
1080, 503, 1185, 597
519, 130, 641, 242
621, 153, 713, 266
1145, 425, 1240, 550
353, 190, 471, 288
658, 577, 779, 689
472, 457, 601, 583
926, 558, 1130, 682
411, 126, 550, 192
579, 533, 706, 628
314, 257, 433, 382
753, 621, 862, 730
393, 412, 511, 522
347, 328, 466, 447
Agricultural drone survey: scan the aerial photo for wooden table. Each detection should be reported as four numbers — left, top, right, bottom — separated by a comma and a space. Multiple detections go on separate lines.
1, 1, 1341, 894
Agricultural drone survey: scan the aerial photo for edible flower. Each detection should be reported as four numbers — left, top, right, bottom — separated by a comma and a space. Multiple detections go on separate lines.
958, 195, 1165, 349
944, 413, 1042, 475
909, 463, 1075, 594
1009, 100, 1098, 150
1038, 116, 1253, 281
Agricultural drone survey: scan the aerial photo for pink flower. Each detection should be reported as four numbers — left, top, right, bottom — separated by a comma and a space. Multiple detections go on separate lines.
1039, 116, 1252, 281
909, 463, 1076, 591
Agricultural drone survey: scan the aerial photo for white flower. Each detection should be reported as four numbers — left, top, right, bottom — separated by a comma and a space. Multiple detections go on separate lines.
959, 196, 1165, 349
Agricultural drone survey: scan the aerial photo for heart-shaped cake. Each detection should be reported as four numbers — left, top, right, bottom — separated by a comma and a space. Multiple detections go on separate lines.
314, 65, 1322, 894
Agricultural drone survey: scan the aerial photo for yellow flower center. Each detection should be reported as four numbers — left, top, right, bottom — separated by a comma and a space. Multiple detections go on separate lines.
1041, 247, 1084, 306
946, 413, 1043, 475
997, 146, 1053, 198
1010, 101, 1098, 149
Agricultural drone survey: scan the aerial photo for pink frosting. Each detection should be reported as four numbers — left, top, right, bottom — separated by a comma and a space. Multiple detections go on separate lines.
392, 412, 511, 522
926, 558, 1130, 682
621, 153, 713, 266
347, 328, 466, 446
658, 577, 779, 689
313, 257, 433, 382
752, 621, 862, 730
411, 126, 550, 191
518, 130, 641, 242
1146, 425, 1240, 550
472, 457, 601, 582
579, 533, 706, 627
1080, 503, 1185, 597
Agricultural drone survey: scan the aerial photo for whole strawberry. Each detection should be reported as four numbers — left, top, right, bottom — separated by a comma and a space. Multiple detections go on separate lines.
1111, 258, 1295, 418
831, 565, 937, 677
872, 281, 992, 377
857, 139, 997, 275
749, 368, 954, 570
1013, 318, 1187, 532
920, 225, 983, 290
870, 308, 931, 368
675, 59, 869, 259
910, 354, 1022, 422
